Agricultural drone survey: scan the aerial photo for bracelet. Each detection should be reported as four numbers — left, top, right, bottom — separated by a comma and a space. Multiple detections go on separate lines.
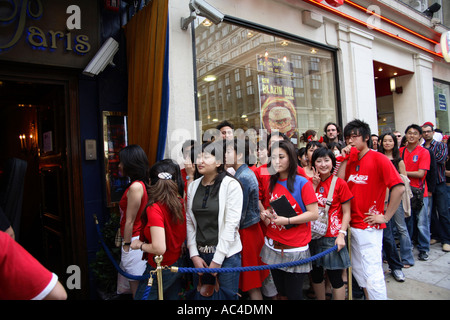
288, 217, 290, 225
123, 242, 131, 246
383, 216, 389, 223
338, 230, 347, 236
140, 243, 144, 251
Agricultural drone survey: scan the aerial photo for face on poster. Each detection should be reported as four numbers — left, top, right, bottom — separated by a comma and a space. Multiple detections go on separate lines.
257, 56, 297, 138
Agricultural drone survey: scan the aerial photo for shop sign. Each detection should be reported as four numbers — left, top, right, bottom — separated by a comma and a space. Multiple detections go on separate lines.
0, 0, 99, 68
438, 93, 447, 111
441, 31, 450, 63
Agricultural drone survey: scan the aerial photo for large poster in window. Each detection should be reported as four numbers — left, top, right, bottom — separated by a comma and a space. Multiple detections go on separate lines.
257, 56, 297, 138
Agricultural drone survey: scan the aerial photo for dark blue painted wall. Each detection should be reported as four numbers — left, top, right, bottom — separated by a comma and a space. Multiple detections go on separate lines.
78, 7, 128, 297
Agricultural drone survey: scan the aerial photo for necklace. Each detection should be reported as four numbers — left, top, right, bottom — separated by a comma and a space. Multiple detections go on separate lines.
358, 148, 370, 160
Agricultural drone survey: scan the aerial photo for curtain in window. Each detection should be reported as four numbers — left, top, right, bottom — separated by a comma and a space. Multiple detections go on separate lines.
124, 0, 169, 165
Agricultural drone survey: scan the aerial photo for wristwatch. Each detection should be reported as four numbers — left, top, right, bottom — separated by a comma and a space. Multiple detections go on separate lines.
338, 230, 347, 236
123, 242, 131, 246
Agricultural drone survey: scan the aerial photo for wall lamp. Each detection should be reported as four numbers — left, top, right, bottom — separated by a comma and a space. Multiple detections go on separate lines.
181, 0, 224, 30
390, 78, 403, 94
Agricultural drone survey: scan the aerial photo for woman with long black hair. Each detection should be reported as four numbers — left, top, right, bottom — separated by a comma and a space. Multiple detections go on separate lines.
260, 140, 318, 300
117, 144, 150, 297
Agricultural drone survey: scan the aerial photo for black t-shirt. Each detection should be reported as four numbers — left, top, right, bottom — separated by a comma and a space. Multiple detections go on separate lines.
192, 183, 219, 246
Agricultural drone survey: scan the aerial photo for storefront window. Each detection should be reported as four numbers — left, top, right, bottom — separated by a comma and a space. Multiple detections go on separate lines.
194, 19, 339, 146
434, 80, 450, 134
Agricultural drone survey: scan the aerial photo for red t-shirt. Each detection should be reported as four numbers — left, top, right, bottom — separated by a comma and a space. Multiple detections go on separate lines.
315, 175, 353, 237
0, 231, 57, 300
266, 175, 317, 247
345, 148, 403, 230
399, 145, 430, 196
119, 181, 148, 237
141, 201, 186, 268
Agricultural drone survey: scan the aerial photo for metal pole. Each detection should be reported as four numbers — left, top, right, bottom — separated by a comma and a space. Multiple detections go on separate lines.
154, 255, 164, 300
348, 229, 352, 300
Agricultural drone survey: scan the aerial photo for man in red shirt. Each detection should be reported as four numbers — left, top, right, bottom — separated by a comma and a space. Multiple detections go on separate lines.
338, 119, 404, 300
400, 124, 431, 260
0, 231, 67, 300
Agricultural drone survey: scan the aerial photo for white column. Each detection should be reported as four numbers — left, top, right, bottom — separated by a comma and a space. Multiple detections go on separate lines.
337, 25, 378, 133
394, 54, 434, 131
165, 1, 199, 162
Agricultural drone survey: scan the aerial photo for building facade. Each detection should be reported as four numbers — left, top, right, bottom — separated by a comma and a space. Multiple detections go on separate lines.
166, 0, 450, 156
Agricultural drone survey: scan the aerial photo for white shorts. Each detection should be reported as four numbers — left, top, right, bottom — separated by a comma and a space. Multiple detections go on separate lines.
350, 227, 387, 300
117, 235, 147, 294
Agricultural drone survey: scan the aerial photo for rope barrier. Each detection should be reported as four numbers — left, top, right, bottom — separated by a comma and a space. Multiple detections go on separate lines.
94, 215, 340, 299
94, 214, 337, 278
173, 245, 337, 274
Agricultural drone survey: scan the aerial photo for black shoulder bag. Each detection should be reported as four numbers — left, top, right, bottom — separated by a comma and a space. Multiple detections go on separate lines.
402, 148, 424, 212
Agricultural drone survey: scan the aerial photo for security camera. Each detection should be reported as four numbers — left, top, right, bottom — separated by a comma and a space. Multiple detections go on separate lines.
181, 0, 224, 30
190, 0, 224, 24
83, 37, 119, 77
423, 3, 441, 18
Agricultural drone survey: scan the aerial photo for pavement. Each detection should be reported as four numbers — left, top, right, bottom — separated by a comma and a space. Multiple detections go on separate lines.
383, 242, 450, 300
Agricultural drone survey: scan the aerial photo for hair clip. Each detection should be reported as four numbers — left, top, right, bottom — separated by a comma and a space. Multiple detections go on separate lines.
158, 172, 172, 180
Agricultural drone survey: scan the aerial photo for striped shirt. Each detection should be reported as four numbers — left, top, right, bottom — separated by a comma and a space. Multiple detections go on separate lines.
424, 139, 448, 184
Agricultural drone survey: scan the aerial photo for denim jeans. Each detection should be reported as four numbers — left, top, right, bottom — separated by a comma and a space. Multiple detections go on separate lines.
191, 251, 241, 299
431, 182, 450, 245
383, 220, 404, 271
406, 196, 430, 253
392, 201, 415, 266
447, 185, 450, 213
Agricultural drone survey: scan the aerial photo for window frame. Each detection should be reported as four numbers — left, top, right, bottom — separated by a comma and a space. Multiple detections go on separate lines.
191, 15, 343, 140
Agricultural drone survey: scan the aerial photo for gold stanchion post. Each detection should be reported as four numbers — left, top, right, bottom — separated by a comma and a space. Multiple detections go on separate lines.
347, 229, 352, 300
154, 255, 164, 300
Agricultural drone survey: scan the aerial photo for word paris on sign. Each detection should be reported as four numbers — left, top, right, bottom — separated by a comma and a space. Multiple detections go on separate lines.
1, 1, 92, 55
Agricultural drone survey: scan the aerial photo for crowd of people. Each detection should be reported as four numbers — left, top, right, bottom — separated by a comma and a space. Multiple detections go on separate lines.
2, 117, 449, 301
113, 118, 450, 301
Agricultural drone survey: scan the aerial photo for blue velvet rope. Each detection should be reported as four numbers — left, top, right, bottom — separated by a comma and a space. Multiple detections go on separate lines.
95, 217, 337, 278
94, 215, 338, 299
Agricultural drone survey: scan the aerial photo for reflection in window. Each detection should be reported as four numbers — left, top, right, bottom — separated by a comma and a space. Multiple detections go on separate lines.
194, 20, 338, 146
434, 80, 450, 134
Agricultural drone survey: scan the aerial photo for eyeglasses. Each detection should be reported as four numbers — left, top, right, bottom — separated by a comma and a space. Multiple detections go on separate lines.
345, 134, 362, 141
395, 135, 401, 138
422, 130, 433, 134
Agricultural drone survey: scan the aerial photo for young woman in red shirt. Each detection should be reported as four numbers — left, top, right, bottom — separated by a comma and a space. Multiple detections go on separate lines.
260, 140, 319, 300
131, 159, 186, 300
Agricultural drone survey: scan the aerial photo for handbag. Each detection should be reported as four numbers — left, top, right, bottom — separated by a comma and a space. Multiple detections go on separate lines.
186, 274, 238, 300
410, 186, 424, 212
401, 148, 424, 213
311, 175, 337, 240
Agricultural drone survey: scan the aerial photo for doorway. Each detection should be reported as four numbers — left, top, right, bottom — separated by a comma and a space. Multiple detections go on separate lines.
373, 61, 414, 135
0, 71, 87, 298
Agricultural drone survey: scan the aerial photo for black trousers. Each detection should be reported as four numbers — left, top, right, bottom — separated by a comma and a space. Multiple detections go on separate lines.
271, 269, 307, 300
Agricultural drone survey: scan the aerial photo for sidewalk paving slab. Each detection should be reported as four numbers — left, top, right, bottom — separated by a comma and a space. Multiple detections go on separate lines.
384, 242, 450, 300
